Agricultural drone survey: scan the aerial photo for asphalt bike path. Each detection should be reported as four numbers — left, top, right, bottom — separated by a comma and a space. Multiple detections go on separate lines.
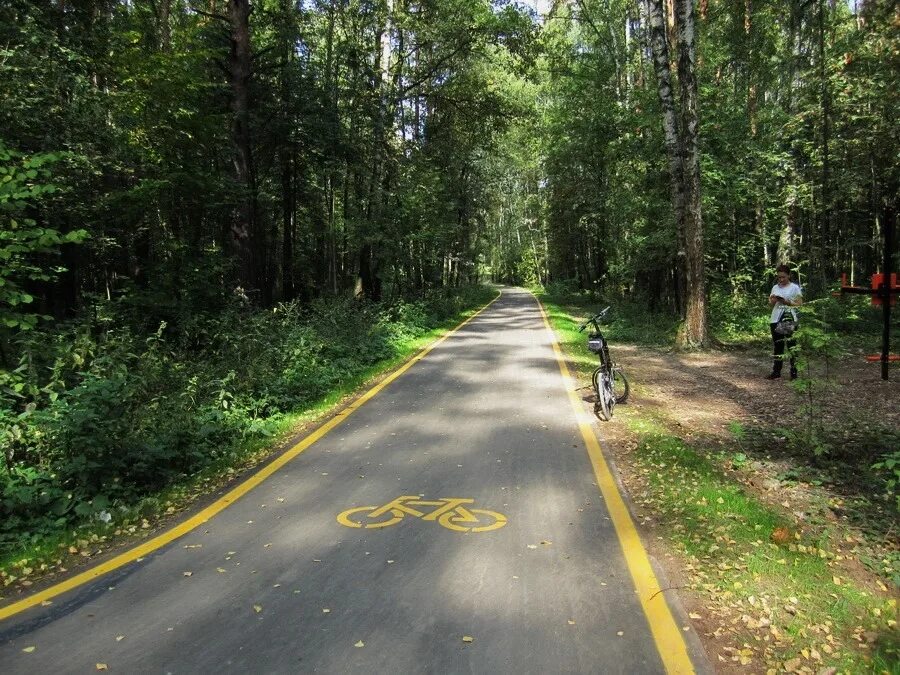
0, 288, 701, 673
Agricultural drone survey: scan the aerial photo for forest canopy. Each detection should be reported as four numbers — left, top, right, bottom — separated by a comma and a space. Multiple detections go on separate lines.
0, 0, 896, 319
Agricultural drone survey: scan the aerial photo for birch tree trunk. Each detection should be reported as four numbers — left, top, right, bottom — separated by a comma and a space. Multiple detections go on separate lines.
642, 0, 687, 315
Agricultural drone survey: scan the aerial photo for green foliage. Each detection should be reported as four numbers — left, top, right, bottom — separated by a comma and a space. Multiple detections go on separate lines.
542, 287, 680, 346
0, 141, 87, 331
871, 451, 900, 512
0, 285, 493, 554
774, 300, 846, 457
708, 285, 771, 344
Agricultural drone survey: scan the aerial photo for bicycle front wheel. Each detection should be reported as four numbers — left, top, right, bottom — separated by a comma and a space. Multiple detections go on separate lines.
594, 370, 613, 421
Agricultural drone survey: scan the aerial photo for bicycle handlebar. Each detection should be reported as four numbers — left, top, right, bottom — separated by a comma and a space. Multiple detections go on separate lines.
578, 306, 611, 332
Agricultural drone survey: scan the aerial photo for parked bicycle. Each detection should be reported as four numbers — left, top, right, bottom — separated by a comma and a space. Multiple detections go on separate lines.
578, 307, 629, 421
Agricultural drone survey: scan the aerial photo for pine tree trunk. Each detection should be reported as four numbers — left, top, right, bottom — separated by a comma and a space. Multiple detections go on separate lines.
228, 0, 260, 299
675, 0, 708, 347
158, 0, 171, 51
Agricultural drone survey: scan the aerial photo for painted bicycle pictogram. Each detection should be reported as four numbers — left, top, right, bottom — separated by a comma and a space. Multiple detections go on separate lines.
337, 496, 507, 533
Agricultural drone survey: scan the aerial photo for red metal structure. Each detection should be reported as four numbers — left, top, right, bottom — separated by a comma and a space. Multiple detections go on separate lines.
836, 208, 898, 380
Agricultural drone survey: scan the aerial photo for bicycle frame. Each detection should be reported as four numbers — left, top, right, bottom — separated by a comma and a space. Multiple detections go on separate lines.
578, 306, 628, 420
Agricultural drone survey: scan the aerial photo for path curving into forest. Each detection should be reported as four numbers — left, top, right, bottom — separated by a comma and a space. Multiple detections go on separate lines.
0, 288, 706, 674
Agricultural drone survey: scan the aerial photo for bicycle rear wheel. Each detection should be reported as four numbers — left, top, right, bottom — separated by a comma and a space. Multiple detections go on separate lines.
613, 366, 629, 404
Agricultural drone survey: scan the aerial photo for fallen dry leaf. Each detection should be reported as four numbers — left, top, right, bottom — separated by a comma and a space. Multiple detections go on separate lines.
462, 636, 474, 643
567, 619, 576, 625
770, 527, 791, 545
116, 636, 125, 642
96, 665, 108, 671
22, 646, 35, 653
783, 657, 801, 672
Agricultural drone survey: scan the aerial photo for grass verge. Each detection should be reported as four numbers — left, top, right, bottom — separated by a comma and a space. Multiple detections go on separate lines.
539, 292, 898, 675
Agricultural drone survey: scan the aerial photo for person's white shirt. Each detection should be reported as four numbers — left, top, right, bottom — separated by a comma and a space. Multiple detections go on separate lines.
770, 282, 802, 323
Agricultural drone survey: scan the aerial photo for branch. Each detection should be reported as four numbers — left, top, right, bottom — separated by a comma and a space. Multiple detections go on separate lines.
190, 5, 229, 22
574, 0, 604, 41
252, 45, 277, 61
397, 38, 474, 99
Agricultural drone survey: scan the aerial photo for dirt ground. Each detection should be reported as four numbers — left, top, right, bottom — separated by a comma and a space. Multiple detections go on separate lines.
592, 343, 900, 673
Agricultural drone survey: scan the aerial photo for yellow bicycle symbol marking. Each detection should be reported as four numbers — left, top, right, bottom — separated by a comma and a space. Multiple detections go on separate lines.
337, 496, 507, 533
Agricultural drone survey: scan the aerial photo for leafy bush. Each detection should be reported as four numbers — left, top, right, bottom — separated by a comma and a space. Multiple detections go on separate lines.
708, 285, 770, 344
0, 141, 88, 332
871, 451, 900, 512
0, 285, 494, 554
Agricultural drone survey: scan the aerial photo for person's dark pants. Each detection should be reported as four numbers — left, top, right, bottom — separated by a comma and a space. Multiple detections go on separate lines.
769, 323, 797, 376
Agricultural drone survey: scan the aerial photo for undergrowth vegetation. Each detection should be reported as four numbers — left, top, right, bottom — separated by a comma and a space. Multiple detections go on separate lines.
0, 285, 495, 558
632, 430, 899, 673
539, 288, 899, 672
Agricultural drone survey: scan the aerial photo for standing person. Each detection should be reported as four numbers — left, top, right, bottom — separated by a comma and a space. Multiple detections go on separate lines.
766, 264, 803, 380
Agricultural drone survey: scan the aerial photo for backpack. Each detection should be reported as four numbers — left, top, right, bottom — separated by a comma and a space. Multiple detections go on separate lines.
773, 310, 797, 337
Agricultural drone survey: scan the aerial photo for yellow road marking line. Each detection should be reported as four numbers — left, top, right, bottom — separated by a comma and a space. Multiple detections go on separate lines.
0, 291, 502, 622
536, 296, 695, 675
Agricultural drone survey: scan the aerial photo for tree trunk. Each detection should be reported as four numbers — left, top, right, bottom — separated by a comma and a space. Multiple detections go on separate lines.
359, 0, 395, 300
643, 0, 687, 316
675, 0, 708, 347
817, 0, 832, 289
227, 0, 260, 299
158, 0, 171, 51
280, 146, 295, 301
